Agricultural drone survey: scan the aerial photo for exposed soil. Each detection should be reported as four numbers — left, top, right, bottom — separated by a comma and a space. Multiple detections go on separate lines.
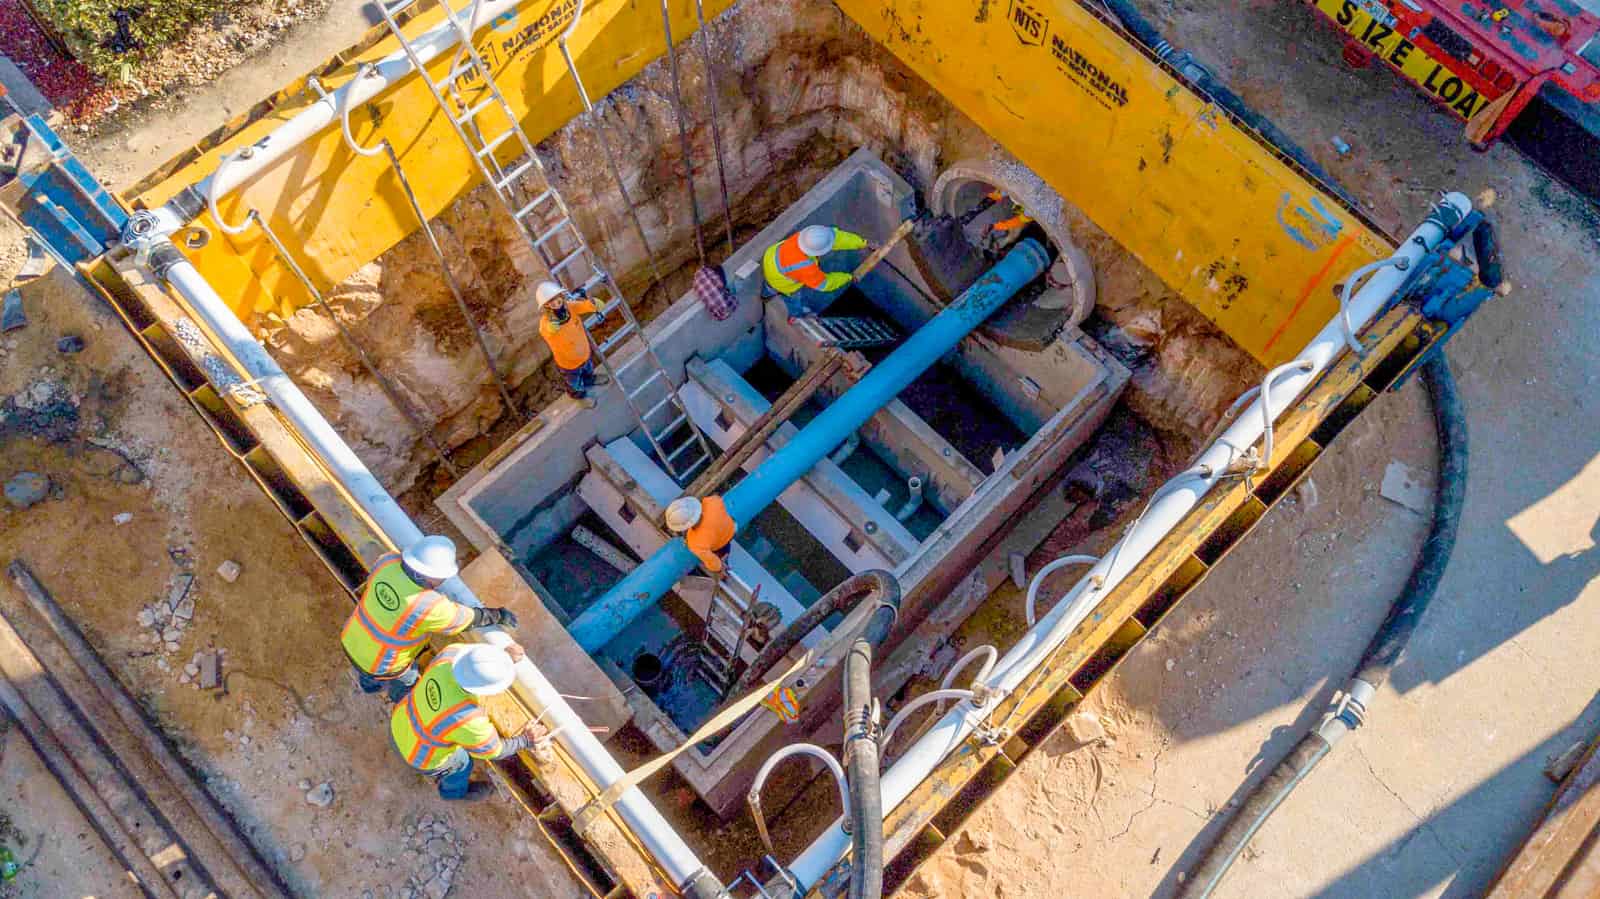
0, 270, 587, 897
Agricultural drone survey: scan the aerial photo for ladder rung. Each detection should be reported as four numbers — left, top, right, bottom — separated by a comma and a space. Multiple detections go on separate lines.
549, 246, 588, 276
599, 324, 636, 355
515, 190, 556, 221
474, 129, 517, 158
383, 0, 418, 16
534, 218, 574, 248
494, 160, 535, 191
666, 430, 701, 460
643, 393, 678, 423
453, 97, 497, 125
626, 368, 667, 400
437, 60, 476, 85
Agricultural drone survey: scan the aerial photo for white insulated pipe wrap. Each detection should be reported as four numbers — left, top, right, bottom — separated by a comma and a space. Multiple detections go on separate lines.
789, 193, 1473, 887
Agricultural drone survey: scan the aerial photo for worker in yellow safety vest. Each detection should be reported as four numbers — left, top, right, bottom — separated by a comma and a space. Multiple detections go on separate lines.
761, 224, 870, 319
666, 495, 737, 574
341, 535, 520, 702
536, 280, 611, 408
391, 642, 541, 800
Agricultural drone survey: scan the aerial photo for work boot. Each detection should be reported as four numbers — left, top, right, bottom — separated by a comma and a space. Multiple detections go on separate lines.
458, 781, 495, 802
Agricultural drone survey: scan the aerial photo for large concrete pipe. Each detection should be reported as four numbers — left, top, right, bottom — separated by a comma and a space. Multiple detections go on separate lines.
567, 238, 1052, 652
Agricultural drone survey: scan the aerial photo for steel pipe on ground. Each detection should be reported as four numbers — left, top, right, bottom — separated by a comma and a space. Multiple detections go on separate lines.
151, 245, 719, 895
566, 238, 1052, 653
787, 194, 1473, 889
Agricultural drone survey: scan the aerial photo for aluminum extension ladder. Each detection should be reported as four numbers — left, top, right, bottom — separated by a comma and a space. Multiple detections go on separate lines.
698, 573, 758, 693
793, 315, 900, 349
378, 0, 716, 483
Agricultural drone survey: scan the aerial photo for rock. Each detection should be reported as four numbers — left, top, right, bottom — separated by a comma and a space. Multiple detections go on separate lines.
288, 843, 306, 862
166, 573, 194, 611
162, 627, 182, 642
165, 641, 180, 652
113, 512, 133, 525
16, 241, 47, 281
240, 735, 251, 746
1165, 658, 1175, 672
174, 596, 195, 621
4, 472, 50, 509
56, 335, 86, 354
1064, 710, 1106, 745
216, 559, 242, 583
179, 673, 191, 684
1380, 461, 1432, 514
136, 608, 156, 628
198, 652, 221, 689
1, 290, 24, 333
184, 662, 200, 677
305, 782, 335, 808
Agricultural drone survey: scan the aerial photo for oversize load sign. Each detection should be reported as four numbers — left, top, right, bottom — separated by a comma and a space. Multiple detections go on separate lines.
1312, 0, 1493, 119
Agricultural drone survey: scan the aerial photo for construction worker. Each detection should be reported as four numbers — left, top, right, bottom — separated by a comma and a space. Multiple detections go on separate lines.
391, 642, 542, 800
983, 190, 1032, 249
665, 494, 737, 574
536, 280, 610, 408
762, 224, 869, 319
341, 535, 520, 702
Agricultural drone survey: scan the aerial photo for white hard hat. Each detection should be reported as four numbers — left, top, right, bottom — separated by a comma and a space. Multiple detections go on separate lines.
402, 535, 458, 582
535, 281, 567, 308
664, 496, 703, 533
451, 644, 517, 696
798, 225, 837, 257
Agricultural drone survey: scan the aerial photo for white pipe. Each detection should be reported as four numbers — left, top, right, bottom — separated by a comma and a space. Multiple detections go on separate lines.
880, 689, 974, 752
1024, 554, 1098, 626
157, 252, 715, 890
751, 743, 849, 817
939, 645, 997, 691
893, 476, 924, 522
789, 194, 1472, 888
184, 0, 528, 208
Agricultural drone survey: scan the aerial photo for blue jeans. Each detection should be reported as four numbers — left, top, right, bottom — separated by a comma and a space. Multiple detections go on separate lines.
426, 749, 475, 800
354, 661, 418, 703
559, 358, 596, 398
779, 284, 849, 318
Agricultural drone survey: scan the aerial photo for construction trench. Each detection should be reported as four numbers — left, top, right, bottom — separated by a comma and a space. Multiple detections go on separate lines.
0, 0, 1512, 896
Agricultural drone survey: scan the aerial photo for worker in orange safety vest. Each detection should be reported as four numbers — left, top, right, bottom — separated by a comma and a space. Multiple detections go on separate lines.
390, 642, 541, 800
665, 494, 737, 574
536, 280, 611, 408
341, 535, 520, 701
761, 224, 870, 319
984, 190, 1033, 248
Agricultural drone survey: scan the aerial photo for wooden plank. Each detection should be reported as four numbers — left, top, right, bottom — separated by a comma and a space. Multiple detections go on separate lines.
1489, 736, 1600, 898
4, 560, 289, 899
0, 614, 190, 899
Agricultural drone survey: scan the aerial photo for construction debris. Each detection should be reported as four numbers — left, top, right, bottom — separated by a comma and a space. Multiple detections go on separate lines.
4, 472, 49, 509
113, 511, 132, 525
1064, 710, 1107, 746
56, 334, 84, 354
0, 291, 24, 332
1380, 460, 1432, 514
305, 782, 335, 808
216, 559, 242, 583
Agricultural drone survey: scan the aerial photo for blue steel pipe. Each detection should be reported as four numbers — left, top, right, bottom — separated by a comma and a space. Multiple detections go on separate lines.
569, 238, 1051, 652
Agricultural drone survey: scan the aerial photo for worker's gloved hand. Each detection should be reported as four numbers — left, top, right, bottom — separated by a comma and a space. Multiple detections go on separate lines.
472, 606, 521, 631
571, 285, 588, 299
822, 272, 853, 292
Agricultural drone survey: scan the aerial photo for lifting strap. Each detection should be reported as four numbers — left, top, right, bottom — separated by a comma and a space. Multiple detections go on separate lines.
570, 649, 816, 834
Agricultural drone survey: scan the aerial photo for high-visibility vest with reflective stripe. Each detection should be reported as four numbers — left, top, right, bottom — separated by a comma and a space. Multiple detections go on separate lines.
341, 554, 449, 677
389, 646, 498, 770
762, 231, 828, 296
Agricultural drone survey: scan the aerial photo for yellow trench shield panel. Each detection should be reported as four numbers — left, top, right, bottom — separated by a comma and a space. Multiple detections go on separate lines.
129, 0, 736, 319
834, 0, 1396, 364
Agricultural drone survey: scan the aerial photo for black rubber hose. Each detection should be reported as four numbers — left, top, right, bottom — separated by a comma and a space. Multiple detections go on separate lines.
1179, 354, 1467, 897
843, 591, 899, 899
1096, 0, 1359, 209
1471, 217, 1505, 291
731, 570, 900, 696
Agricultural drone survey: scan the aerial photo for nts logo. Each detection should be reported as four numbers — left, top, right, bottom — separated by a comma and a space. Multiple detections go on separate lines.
1009, 0, 1048, 46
